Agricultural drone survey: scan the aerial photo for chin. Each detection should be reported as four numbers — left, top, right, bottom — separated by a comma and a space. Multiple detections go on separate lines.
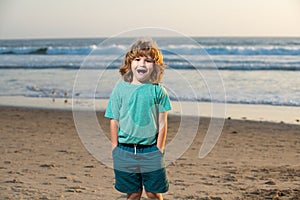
136, 75, 149, 82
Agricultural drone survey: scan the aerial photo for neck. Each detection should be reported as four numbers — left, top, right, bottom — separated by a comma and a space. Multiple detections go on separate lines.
131, 79, 151, 85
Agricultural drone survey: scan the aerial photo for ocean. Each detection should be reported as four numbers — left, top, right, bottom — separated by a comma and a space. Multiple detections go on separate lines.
0, 37, 300, 107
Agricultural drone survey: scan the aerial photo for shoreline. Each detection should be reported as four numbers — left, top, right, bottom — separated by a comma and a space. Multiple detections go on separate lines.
0, 95, 299, 125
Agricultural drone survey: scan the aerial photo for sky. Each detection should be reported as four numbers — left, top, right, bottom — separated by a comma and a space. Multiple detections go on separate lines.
0, 0, 300, 39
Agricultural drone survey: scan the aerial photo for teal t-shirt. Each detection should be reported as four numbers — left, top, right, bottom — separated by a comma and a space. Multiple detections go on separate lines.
105, 81, 172, 145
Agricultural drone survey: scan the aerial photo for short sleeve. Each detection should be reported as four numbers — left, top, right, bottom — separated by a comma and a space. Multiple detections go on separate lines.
156, 85, 172, 113
104, 85, 121, 120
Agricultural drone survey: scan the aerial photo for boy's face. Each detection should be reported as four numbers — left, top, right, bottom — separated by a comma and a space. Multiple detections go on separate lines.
131, 56, 154, 84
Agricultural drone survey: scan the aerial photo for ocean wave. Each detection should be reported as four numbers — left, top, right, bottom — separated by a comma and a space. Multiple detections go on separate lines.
1, 53, 300, 70
0, 47, 48, 54
163, 45, 300, 56
23, 85, 300, 107
1, 45, 300, 56
1, 64, 300, 71
0, 45, 126, 55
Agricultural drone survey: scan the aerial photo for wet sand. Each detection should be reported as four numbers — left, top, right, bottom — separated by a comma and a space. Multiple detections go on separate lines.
0, 106, 299, 199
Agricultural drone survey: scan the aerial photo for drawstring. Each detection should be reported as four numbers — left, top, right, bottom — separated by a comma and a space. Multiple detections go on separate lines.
134, 144, 137, 155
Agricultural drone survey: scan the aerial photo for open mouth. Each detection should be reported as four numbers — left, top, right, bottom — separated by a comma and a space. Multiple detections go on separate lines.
137, 69, 147, 75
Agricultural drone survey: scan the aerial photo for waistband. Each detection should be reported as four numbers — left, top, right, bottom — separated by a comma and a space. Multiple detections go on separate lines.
118, 143, 156, 148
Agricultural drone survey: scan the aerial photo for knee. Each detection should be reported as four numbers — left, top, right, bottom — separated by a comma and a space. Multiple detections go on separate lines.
145, 191, 163, 200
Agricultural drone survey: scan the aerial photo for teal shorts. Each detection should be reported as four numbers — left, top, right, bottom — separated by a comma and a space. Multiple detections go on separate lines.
112, 143, 169, 194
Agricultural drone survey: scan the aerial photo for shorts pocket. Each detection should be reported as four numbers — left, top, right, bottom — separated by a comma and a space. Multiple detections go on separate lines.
112, 146, 118, 156
154, 145, 164, 155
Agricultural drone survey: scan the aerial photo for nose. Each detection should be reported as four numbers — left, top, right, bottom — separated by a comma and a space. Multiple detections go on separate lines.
139, 58, 146, 66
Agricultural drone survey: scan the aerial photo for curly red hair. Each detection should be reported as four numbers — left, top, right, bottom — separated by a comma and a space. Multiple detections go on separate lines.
119, 38, 165, 84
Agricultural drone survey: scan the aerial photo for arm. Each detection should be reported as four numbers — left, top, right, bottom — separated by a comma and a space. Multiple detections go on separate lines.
110, 119, 119, 150
156, 112, 168, 152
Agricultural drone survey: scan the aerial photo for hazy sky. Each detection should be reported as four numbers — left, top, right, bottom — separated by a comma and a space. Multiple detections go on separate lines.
0, 0, 300, 39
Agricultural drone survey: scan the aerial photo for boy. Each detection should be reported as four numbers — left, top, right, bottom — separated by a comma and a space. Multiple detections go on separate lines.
105, 38, 171, 200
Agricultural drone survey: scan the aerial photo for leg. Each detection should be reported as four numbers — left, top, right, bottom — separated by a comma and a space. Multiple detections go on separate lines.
140, 146, 168, 199
145, 191, 163, 200
127, 191, 143, 200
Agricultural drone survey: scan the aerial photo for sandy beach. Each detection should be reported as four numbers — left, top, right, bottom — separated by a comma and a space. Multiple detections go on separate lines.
0, 106, 299, 199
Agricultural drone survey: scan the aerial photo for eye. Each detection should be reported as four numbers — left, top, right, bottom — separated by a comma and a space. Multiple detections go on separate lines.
134, 58, 140, 61
146, 59, 154, 63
